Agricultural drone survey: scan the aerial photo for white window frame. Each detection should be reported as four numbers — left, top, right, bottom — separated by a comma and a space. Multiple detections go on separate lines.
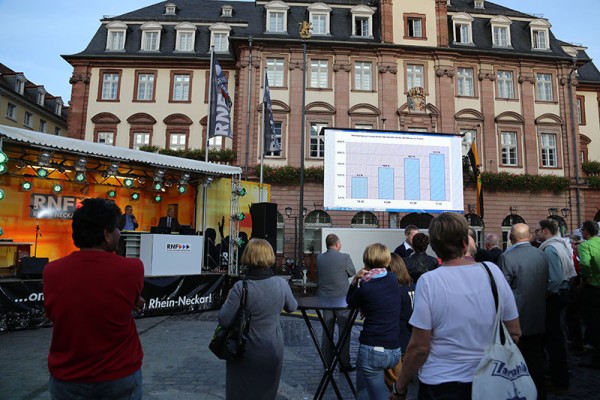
37, 89, 46, 106
132, 132, 150, 150
529, 19, 551, 50
407, 17, 423, 38
265, 1, 289, 33
276, 212, 284, 254
266, 58, 285, 87
536, 73, 553, 101
169, 133, 187, 150
501, 131, 518, 166
101, 73, 120, 100
24, 111, 33, 127
15, 76, 25, 95
105, 21, 127, 51
497, 70, 514, 99
221, 5, 233, 17
55, 99, 63, 115
140, 22, 162, 52
209, 23, 231, 53
97, 132, 114, 145
491, 16, 512, 48
457, 67, 474, 96
39, 120, 47, 133
308, 3, 331, 36
310, 59, 329, 89
355, 61, 372, 91
136, 73, 155, 101
304, 211, 332, 253
164, 2, 176, 15
406, 64, 424, 91
351, 211, 379, 228
309, 122, 327, 159
351, 5, 374, 38
541, 133, 557, 167
172, 74, 190, 101
6, 103, 16, 120
175, 22, 196, 52
209, 135, 223, 147
54, 127, 61, 136
265, 121, 283, 157
460, 129, 476, 156
452, 13, 474, 44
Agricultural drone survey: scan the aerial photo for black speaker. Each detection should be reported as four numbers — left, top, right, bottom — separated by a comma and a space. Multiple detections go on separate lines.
17, 257, 49, 279
250, 202, 278, 251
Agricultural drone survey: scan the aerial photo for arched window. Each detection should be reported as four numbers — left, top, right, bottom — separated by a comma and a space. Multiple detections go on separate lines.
304, 210, 331, 253
465, 213, 485, 248
351, 211, 379, 228
501, 214, 526, 250
399, 212, 433, 229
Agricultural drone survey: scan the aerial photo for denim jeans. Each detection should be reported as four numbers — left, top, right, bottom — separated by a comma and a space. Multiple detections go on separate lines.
356, 344, 401, 400
49, 369, 142, 400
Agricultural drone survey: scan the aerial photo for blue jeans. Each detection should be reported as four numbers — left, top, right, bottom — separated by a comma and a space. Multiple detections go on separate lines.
49, 369, 142, 400
356, 344, 401, 400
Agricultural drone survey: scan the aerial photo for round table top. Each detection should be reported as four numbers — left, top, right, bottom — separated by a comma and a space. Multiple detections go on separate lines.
295, 295, 350, 310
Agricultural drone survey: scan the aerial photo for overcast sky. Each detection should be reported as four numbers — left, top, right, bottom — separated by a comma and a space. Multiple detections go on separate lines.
0, 0, 598, 104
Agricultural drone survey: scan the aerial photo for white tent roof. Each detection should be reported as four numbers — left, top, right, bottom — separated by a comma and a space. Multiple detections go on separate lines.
0, 125, 241, 176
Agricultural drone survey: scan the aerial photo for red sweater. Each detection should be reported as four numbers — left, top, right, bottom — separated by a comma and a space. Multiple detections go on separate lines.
43, 250, 144, 382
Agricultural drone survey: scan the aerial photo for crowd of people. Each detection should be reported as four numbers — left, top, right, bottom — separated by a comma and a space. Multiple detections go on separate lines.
41, 198, 600, 399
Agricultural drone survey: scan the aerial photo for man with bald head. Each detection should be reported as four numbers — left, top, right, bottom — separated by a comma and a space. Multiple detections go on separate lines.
498, 223, 549, 398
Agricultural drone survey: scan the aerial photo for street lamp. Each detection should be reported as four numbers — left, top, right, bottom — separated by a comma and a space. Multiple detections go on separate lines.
567, 55, 582, 227
284, 206, 307, 278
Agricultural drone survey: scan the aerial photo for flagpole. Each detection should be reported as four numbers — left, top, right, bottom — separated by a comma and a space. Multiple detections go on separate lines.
202, 47, 215, 242
259, 80, 265, 203
244, 37, 253, 179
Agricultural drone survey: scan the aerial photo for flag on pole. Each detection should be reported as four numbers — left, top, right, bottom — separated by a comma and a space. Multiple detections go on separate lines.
467, 142, 484, 218
263, 73, 281, 154
208, 56, 233, 139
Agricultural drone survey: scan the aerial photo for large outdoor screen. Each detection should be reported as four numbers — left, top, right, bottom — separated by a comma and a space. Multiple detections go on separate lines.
323, 128, 464, 213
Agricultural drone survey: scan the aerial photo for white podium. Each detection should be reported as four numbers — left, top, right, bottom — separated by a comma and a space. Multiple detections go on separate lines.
140, 234, 203, 277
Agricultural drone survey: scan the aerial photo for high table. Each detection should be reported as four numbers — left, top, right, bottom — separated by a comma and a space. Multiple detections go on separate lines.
295, 296, 358, 400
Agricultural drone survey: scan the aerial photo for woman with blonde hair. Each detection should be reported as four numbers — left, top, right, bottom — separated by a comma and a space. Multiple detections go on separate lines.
347, 243, 402, 399
218, 238, 297, 400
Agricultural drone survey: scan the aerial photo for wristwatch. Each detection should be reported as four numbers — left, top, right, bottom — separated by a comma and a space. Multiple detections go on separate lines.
392, 382, 408, 398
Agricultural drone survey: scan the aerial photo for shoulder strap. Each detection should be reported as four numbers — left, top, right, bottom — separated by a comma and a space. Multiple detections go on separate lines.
241, 279, 248, 308
481, 262, 498, 312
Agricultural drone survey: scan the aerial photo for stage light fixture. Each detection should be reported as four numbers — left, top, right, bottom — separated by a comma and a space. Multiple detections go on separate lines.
153, 182, 163, 191
107, 189, 117, 198
74, 157, 87, 172
100, 170, 109, 179
37, 168, 49, 178
0, 150, 8, 164
164, 180, 173, 188
75, 172, 86, 183
137, 177, 146, 185
106, 162, 119, 176
178, 185, 187, 194
0, 189, 5, 200
131, 192, 140, 201
52, 183, 63, 194
154, 194, 162, 202
16, 160, 26, 169
233, 186, 247, 197
21, 181, 32, 191
179, 172, 190, 185
37, 150, 52, 166
0, 164, 6, 174
231, 212, 245, 221
123, 178, 134, 188
154, 168, 165, 182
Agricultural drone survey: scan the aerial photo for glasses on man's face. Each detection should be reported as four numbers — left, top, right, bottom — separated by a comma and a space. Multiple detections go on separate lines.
534, 228, 541, 233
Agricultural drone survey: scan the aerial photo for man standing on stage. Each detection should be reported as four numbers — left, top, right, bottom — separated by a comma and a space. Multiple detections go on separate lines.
317, 234, 356, 372
43, 198, 145, 399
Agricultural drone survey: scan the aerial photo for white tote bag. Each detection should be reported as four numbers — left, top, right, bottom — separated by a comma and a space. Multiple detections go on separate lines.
472, 264, 537, 400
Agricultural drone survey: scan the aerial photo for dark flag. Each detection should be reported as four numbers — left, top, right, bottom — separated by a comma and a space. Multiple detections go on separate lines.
209, 56, 233, 139
263, 73, 281, 154
468, 142, 484, 218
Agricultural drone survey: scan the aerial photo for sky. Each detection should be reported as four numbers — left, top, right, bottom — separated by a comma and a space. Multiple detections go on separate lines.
0, 0, 598, 104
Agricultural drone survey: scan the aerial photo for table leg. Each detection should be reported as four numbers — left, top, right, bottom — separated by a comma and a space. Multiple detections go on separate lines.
334, 308, 358, 395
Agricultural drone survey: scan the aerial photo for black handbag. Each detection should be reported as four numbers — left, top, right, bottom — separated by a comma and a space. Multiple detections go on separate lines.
209, 279, 250, 360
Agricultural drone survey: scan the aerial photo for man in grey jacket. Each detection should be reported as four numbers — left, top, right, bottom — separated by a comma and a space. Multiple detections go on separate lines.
317, 234, 356, 372
498, 223, 549, 399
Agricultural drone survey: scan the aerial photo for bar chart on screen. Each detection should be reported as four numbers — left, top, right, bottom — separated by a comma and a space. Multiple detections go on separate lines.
323, 128, 464, 213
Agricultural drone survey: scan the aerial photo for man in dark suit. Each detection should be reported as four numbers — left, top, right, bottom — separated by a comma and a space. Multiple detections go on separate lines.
317, 234, 356, 372
394, 225, 419, 258
158, 207, 180, 232
118, 205, 138, 231
498, 223, 549, 398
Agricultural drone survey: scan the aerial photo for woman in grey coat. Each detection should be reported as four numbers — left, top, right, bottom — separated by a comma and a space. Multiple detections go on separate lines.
218, 238, 298, 400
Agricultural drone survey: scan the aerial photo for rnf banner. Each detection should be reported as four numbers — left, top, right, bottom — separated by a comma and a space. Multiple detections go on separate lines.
263, 73, 281, 154
209, 56, 233, 139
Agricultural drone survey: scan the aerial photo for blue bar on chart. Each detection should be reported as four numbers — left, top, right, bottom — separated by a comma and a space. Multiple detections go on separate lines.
351, 176, 368, 198
404, 158, 420, 200
429, 153, 446, 201
378, 167, 394, 200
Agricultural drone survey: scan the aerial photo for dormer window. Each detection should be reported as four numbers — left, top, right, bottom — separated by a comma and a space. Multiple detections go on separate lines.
37, 88, 46, 106
491, 15, 512, 48
140, 22, 162, 52
105, 21, 127, 51
530, 19, 551, 50
474, 0, 484, 9
175, 22, 197, 52
308, 3, 332, 36
210, 23, 231, 53
351, 5, 375, 38
15, 75, 25, 95
164, 3, 177, 15
452, 13, 474, 45
221, 5, 233, 17
265, 1, 289, 33
55, 99, 63, 115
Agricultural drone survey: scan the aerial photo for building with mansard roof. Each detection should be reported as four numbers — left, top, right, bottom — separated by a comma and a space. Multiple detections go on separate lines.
63, 0, 600, 259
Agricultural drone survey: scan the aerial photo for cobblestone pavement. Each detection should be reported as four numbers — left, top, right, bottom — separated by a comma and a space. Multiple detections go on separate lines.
0, 311, 598, 399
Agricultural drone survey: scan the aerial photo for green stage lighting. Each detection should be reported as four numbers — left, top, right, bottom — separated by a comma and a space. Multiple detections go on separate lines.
233, 186, 247, 197
123, 178, 134, 188
0, 164, 7, 174
107, 189, 117, 198
0, 189, 4, 200
153, 182, 163, 191
154, 194, 162, 202
21, 181, 32, 191
178, 185, 187, 194
52, 184, 63, 194
37, 168, 49, 178
75, 172, 86, 183
131, 192, 140, 201
0, 150, 7, 164
232, 212, 245, 221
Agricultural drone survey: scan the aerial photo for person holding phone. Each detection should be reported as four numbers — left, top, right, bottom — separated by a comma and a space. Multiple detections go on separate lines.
119, 205, 138, 231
